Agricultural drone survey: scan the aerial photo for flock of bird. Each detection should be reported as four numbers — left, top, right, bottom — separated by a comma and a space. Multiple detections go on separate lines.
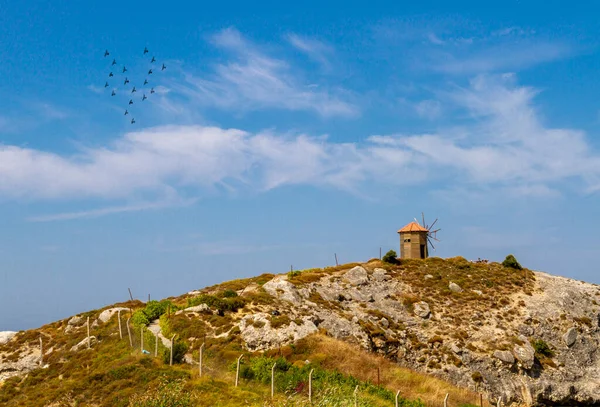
102, 47, 166, 124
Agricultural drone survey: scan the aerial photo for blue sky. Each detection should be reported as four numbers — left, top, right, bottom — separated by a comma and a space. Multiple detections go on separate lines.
2, 1, 600, 330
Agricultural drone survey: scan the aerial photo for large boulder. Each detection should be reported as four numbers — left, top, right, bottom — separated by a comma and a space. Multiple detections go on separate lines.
493, 350, 515, 364
263, 276, 302, 305
184, 304, 210, 313
372, 268, 391, 282
98, 307, 130, 323
449, 282, 463, 293
343, 266, 369, 286
68, 315, 84, 326
0, 331, 17, 345
513, 339, 535, 369
413, 301, 431, 319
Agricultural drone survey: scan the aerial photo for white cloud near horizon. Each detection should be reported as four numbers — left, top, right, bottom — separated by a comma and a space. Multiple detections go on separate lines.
174, 27, 359, 118
2, 74, 600, 211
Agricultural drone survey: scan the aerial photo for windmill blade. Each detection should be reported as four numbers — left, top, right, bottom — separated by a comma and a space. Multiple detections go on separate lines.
422, 212, 426, 229
428, 218, 438, 231
414, 217, 420, 225
427, 237, 436, 251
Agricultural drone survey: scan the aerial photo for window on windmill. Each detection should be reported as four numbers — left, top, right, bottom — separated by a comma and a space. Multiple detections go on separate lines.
404, 239, 411, 243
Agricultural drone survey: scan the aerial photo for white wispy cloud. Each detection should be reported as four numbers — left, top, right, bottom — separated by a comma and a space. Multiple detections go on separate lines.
1, 74, 599, 209
175, 27, 359, 118
287, 33, 333, 69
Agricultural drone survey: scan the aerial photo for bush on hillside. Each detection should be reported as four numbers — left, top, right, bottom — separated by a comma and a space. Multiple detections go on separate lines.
382, 250, 399, 264
128, 376, 193, 407
131, 300, 175, 328
532, 339, 554, 358
162, 341, 188, 365
502, 254, 523, 270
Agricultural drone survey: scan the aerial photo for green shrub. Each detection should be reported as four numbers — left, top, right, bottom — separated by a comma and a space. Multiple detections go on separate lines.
382, 250, 399, 264
502, 254, 522, 270
531, 339, 554, 358
128, 376, 192, 406
221, 289, 238, 298
186, 294, 245, 313
162, 341, 188, 364
131, 310, 150, 328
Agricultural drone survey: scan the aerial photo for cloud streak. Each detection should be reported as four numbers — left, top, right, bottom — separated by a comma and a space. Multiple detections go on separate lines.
1, 74, 599, 209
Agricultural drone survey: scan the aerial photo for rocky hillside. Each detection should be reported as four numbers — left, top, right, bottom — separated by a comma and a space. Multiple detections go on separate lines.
1, 257, 599, 406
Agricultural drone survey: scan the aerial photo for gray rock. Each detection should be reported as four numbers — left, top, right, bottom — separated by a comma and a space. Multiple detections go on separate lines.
493, 350, 515, 364
449, 282, 463, 293
372, 268, 391, 282
450, 343, 462, 354
0, 331, 17, 345
70, 336, 97, 352
68, 315, 83, 326
472, 290, 483, 296
184, 304, 210, 313
563, 327, 577, 347
513, 339, 535, 369
424, 274, 434, 280
343, 266, 369, 286
263, 276, 302, 305
380, 318, 389, 328
98, 307, 130, 323
413, 301, 431, 319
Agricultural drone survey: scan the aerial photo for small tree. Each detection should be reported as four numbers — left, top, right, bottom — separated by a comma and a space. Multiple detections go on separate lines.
502, 254, 523, 270
162, 341, 188, 364
382, 250, 399, 264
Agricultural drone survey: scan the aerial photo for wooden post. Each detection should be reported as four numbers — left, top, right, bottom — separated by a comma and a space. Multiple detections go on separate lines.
235, 354, 243, 387
154, 332, 158, 357
395, 390, 400, 407
290, 265, 293, 273
497, 397, 501, 407
140, 326, 144, 352
126, 317, 132, 348
309, 369, 314, 404
444, 393, 449, 407
39, 336, 43, 366
377, 366, 380, 386
87, 317, 91, 349
118, 310, 123, 339
354, 385, 359, 407
199, 342, 205, 376
128, 288, 133, 301
271, 362, 276, 399
334, 253, 338, 266
380, 247, 382, 260
148, 293, 150, 303
170, 334, 176, 366
480, 394, 483, 407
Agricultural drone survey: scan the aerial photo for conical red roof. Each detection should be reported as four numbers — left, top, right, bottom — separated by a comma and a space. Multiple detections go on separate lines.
397, 221, 428, 233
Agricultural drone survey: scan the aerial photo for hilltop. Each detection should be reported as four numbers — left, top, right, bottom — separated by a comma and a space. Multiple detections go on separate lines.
1, 257, 599, 406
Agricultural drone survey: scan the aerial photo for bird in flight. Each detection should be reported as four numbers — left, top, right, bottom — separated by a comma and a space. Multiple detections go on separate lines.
144, 47, 148, 54
148, 69, 153, 75
151, 56, 156, 63
111, 90, 116, 96
124, 109, 129, 115
112, 59, 117, 66
122, 66, 127, 73
161, 63, 166, 71
108, 72, 114, 77
150, 88, 155, 94
142, 94, 147, 101
131, 118, 136, 124
104, 50, 109, 57
144, 79, 148, 85
131, 86, 137, 93
124, 77, 130, 85
129, 99, 134, 105
104, 82, 109, 88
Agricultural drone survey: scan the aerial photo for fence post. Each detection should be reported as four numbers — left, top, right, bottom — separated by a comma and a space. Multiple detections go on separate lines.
271, 362, 276, 399
444, 393, 449, 407
309, 369, 314, 404
199, 342, 205, 377
140, 326, 144, 352
354, 385, 359, 407
395, 390, 400, 407
87, 317, 91, 349
380, 247, 382, 260
334, 253, 338, 266
126, 317, 132, 348
154, 331, 158, 357
497, 396, 502, 407
128, 288, 133, 301
480, 394, 483, 407
118, 310, 123, 339
39, 336, 43, 366
170, 334, 176, 366
235, 354, 243, 387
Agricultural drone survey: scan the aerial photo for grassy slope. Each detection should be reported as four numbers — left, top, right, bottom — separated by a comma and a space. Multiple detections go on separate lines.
0, 257, 532, 407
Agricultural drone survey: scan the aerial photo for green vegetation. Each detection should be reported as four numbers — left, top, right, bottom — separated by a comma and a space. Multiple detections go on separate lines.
502, 254, 523, 270
132, 300, 176, 328
186, 293, 245, 313
162, 341, 189, 365
531, 339, 554, 358
129, 376, 193, 407
382, 250, 399, 264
